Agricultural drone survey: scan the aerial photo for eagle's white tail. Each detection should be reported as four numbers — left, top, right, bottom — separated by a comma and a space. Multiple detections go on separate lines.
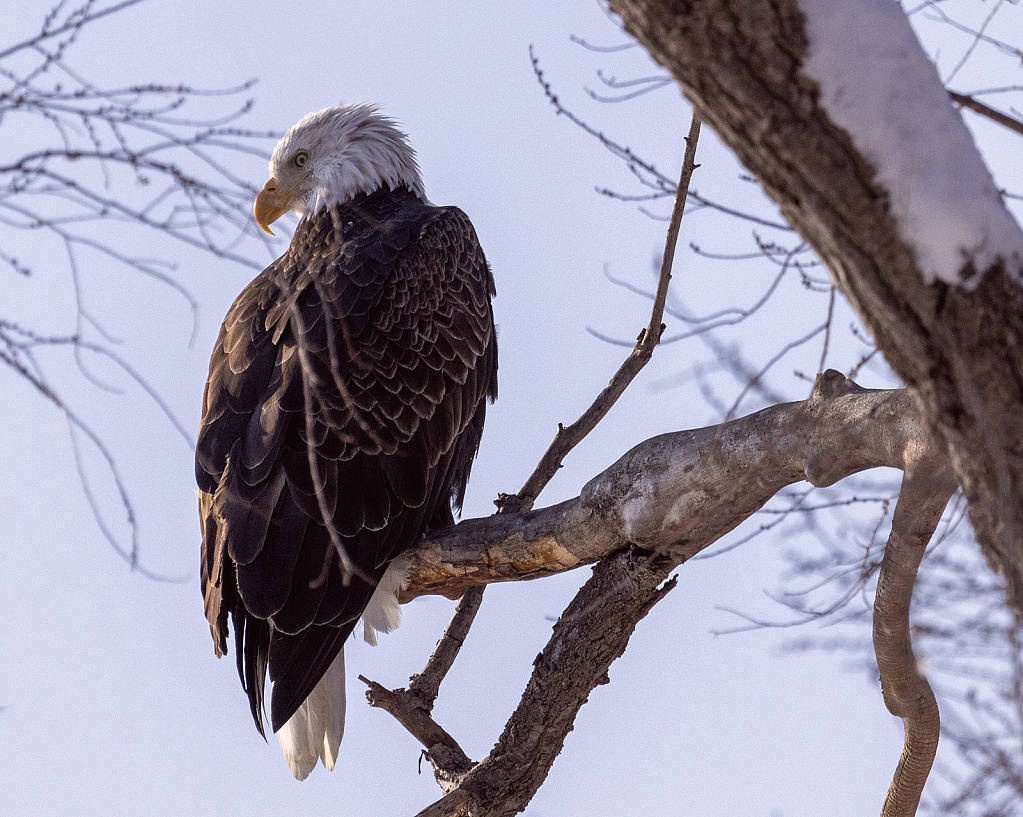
277, 556, 410, 780
278, 649, 346, 780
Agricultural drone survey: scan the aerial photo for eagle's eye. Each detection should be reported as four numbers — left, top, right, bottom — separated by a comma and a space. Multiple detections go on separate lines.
293, 150, 310, 169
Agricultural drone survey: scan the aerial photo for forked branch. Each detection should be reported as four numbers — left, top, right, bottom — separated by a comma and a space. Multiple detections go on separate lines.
415, 551, 677, 817
366, 372, 959, 815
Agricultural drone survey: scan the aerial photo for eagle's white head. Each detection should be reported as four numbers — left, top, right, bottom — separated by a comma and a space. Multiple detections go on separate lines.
254, 104, 425, 234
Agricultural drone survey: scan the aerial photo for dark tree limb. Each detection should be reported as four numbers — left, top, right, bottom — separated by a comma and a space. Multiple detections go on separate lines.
948, 90, 1023, 139
360, 676, 474, 791
415, 552, 677, 817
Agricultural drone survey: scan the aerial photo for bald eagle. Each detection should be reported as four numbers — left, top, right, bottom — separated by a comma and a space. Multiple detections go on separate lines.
196, 104, 497, 779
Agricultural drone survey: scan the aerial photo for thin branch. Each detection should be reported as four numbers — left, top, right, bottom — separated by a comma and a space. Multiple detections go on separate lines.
0, 0, 145, 62
949, 90, 1023, 138
496, 111, 702, 514
359, 677, 474, 787
942, 0, 1007, 85
568, 33, 639, 54
362, 586, 486, 792
407, 586, 486, 711
2, 1, 279, 571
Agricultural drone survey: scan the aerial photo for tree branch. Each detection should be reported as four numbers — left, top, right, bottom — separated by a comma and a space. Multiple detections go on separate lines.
418, 552, 677, 817
360, 676, 474, 789
403, 373, 939, 602
407, 586, 486, 710
948, 90, 1023, 139
875, 464, 957, 816
382, 372, 955, 815
2, 0, 279, 574
361, 587, 485, 792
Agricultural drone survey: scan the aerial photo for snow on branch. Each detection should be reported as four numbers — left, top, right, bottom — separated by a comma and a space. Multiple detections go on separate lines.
799, 0, 1023, 287
605, 0, 1023, 622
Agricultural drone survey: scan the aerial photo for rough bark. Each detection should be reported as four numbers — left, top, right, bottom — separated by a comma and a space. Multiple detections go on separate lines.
603, 0, 1023, 606
425, 552, 677, 817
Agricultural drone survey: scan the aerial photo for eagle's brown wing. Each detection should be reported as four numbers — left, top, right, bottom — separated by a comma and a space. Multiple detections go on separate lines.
197, 189, 497, 734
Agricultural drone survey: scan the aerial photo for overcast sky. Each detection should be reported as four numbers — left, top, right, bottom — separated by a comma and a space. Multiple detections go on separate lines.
2, 2, 1021, 816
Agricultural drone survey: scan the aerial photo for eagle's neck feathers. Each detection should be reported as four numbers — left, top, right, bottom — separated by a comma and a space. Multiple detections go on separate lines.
272, 104, 427, 218
309, 132, 425, 214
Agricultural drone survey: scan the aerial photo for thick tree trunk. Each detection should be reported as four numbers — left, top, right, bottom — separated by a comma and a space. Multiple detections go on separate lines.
605, 0, 1023, 604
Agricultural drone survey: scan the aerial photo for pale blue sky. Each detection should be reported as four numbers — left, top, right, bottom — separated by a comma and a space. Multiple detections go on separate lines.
2, 2, 1020, 815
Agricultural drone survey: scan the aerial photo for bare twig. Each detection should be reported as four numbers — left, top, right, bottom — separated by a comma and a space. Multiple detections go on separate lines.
532, 46, 792, 231
496, 111, 701, 515
2, 1, 279, 571
943, 0, 1006, 86
360, 677, 474, 787
0, 0, 144, 62
948, 90, 1023, 138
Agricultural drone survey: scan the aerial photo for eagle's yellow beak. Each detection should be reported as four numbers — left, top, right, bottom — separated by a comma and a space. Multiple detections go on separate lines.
254, 178, 295, 235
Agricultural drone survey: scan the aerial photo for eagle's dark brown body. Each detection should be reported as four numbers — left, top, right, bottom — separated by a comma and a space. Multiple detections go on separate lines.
197, 186, 497, 734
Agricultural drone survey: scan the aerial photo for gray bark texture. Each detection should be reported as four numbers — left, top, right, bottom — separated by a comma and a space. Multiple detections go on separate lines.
603, 0, 1023, 606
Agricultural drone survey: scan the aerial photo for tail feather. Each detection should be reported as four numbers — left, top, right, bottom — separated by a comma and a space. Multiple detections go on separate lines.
277, 648, 346, 780
362, 555, 411, 646
276, 555, 409, 780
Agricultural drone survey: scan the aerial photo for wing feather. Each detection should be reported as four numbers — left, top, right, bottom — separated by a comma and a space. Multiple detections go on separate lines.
235, 482, 310, 619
